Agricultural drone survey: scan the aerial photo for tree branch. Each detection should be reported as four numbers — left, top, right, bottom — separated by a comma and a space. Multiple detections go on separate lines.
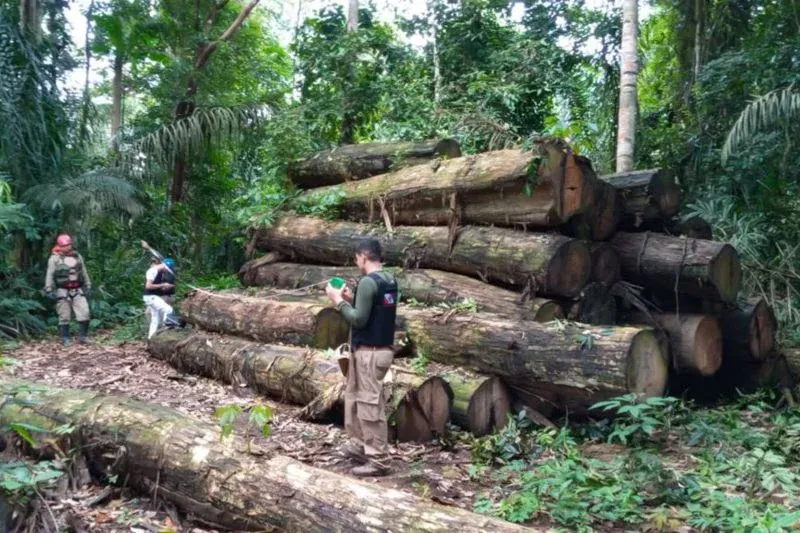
204, 0, 232, 35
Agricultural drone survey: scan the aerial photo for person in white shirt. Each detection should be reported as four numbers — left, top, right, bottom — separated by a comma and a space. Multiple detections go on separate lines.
143, 256, 175, 339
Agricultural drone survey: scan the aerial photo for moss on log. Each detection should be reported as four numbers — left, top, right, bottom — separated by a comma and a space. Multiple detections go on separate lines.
610, 232, 742, 303
237, 262, 563, 321
298, 146, 595, 228
256, 216, 590, 298
288, 139, 462, 188
0, 378, 529, 532
399, 307, 669, 415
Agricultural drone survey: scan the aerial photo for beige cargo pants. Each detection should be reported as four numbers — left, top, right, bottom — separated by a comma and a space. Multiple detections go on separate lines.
345, 347, 394, 456
55, 289, 90, 325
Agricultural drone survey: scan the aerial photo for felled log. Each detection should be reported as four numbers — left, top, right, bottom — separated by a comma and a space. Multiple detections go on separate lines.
667, 216, 713, 240
610, 232, 741, 303
0, 378, 529, 532
237, 262, 563, 321
256, 216, 591, 298
180, 290, 349, 349
784, 349, 800, 380
447, 373, 511, 437
672, 355, 793, 403
564, 179, 623, 241
588, 243, 621, 286
602, 168, 682, 229
721, 299, 776, 361
559, 282, 617, 325
298, 145, 595, 228
631, 312, 722, 376
148, 330, 446, 442
399, 308, 669, 415
288, 139, 462, 188
237, 252, 284, 284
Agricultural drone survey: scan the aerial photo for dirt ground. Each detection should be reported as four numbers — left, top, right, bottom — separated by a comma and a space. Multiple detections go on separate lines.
3, 334, 493, 532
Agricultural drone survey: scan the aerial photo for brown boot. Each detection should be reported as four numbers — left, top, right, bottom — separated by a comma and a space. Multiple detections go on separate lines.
351, 457, 389, 477
340, 443, 367, 464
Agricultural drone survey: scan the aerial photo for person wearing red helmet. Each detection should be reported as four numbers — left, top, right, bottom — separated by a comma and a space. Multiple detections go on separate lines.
44, 233, 92, 346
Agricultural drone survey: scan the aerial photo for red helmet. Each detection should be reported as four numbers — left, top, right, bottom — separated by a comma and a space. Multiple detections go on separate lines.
56, 234, 72, 247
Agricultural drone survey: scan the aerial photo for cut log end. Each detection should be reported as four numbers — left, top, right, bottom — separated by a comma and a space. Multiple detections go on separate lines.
751, 300, 777, 360
626, 330, 669, 398
652, 171, 682, 218
589, 243, 621, 286
547, 239, 591, 298
394, 376, 452, 442
711, 244, 743, 304
313, 308, 350, 349
530, 298, 564, 322
433, 138, 463, 159
692, 315, 724, 376
466, 376, 512, 437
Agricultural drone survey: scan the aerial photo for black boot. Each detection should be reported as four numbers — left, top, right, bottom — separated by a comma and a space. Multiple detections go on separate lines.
78, 321, 90, 344
60, 324, 71, 346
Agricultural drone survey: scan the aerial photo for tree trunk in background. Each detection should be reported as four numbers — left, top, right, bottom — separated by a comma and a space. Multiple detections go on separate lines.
340, 0, 358, 144
19, 0, 41, 37
347, 0, 358, 31
616, 0, 639, 172
110, 52, 124, 152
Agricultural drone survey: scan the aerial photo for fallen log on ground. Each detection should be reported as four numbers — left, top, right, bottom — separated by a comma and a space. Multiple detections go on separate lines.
399, 308, 670, 416
601, 168, 682, 229
610, 232, 741, 303
256, 216, 591, 298
287, 139, 462, 188
237, 252, 284, 284
297, 146, 595, 228
631, 312, 722, 376
237, 262, 563, 321
588, 243, 621, 286
0, 378, 530, 532
721, 299, 776, 361
559, 282, 617, 325
180, 289, 349, 349
564, 179, 623, 241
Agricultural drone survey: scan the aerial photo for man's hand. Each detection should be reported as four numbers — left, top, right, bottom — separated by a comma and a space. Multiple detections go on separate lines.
325, 283, 344, 306
160, 283, 175, 290
342, 285, 353, 303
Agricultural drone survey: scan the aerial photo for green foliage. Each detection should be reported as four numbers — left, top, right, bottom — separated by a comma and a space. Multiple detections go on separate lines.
470, 411, 540, 465
215, 403, 274, 453
410, 351, 431, 376
591, 395, 688, 446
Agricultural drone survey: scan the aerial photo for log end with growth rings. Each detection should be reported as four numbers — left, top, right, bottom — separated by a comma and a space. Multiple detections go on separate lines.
466, 376, 512, 437
690, 315, 723, 376
651, 170, 682, 218
626, 330, 670, 399
546, 239, 592, 299
749, 299, 776, 360
710, 244, 743, 304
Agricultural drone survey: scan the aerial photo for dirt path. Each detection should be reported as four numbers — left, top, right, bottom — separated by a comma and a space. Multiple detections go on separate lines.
4, 334, 487, 531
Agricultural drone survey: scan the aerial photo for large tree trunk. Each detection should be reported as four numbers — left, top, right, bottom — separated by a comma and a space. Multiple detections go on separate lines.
721, 299, 776, 361
610, 232, 742, 302
588, 243, 621, 286
602, 169, 682, 229
288, 139, 462, 188
631, 312, 722, 376
298, 146, 595, 228
615, 0, 639, 173
256, 216, 591, 298
563, 179, 623, 241
110, 52, 124, 151
399, 308, 669, 415
238, 262, 563, 321
180, 290, 349, 349
0, 378, 529, 532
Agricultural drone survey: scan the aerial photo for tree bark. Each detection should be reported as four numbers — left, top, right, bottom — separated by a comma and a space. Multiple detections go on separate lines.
399, 308, 669, 415
238, 262, 563, 321
563, 179, 623, 241
615, 0, 639, 173
631, 312, 722, 376
297, 147, 596, 229
559, 282, 618, 325
720, 299, 776, 361
588, 243, 621, 286
0, 378, 530, 532
610, 231, 742, 302
256, 216, 591, 298
180, 290, 349, 349
602, 169, 682, 229
288, 139, 462, 188
110, 52, 124, 151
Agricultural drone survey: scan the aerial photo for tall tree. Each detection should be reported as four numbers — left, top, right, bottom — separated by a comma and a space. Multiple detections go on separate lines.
340, 0, 358, 144
616, 0, 638, 172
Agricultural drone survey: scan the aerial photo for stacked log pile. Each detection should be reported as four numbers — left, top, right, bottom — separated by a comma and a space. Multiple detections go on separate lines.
151, 138, 790, 445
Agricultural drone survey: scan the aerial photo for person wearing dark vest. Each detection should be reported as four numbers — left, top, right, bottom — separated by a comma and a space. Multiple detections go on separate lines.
143, 256, 175, 339
45, 234, 92, 346
325, 238, 397, 477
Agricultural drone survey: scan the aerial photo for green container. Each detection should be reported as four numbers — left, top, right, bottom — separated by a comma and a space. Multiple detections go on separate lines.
329, 277, 345, 289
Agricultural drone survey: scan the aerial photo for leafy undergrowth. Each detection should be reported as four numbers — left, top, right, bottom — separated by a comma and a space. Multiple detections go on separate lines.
469, 393, 800, 532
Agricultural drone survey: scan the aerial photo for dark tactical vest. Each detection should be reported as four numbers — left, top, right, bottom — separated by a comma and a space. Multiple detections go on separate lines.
351, 271, 398, 348
144, 268, 176, 296
53, 254, 85, 290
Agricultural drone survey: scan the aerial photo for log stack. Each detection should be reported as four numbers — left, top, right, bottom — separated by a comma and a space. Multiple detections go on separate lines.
151, 139, 785, 446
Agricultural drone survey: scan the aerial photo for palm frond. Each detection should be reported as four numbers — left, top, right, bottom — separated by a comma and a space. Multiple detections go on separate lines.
120, 105, 273, 178
25, 169, 144, 218
722, 86, 800, 164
